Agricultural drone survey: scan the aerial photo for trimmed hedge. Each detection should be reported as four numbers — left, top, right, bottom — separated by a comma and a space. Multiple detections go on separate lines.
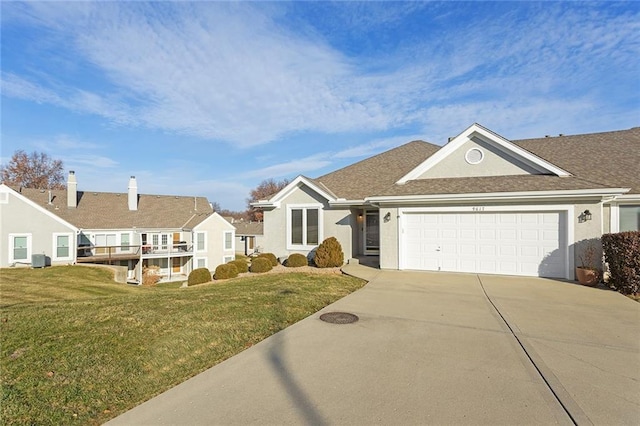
285, 253, 308, 268
188, 267, 212, 286
602, 231, 640, 295
228, 259, 249, 273
314, 237, 344, 268
250, 257, 272, 273
258, 252, 278, 267
214, 263, 239, 280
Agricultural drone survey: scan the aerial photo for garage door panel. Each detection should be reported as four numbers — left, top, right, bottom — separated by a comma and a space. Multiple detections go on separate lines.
402, 211, 567, 278
521, 229, 540, 240
460, 229, 476, 239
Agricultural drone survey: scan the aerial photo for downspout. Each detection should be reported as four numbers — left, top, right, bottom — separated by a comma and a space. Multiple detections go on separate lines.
397, 211, 402, 271
601, 195, 620, 234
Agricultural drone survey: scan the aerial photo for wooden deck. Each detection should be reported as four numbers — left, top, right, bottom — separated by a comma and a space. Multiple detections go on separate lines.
76, 253, 141, 263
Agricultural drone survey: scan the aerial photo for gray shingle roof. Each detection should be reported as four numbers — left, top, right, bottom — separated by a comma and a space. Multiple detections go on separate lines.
18, 188, 214, 230
313, 141, 441, 200
513, 127, 640, 193
313, 127, 639, 199
232, 221, 264, 236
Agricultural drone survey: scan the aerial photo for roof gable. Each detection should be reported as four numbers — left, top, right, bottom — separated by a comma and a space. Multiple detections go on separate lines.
0, 184, 78, 232
397, 123, 571, 184
252, 176, 337, 208
192, 212, 236, 231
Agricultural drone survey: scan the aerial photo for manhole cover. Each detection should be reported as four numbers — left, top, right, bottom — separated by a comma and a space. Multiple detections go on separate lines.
319, 312, 359, 324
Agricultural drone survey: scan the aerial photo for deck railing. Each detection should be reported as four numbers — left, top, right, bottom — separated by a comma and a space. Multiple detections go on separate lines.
78, 243, 193, 260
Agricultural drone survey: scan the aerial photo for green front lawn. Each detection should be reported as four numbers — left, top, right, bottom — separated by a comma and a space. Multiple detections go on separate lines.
0, 266, 365, 425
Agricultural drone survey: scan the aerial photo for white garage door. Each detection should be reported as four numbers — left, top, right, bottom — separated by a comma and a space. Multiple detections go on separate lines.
402, 211, 567, 278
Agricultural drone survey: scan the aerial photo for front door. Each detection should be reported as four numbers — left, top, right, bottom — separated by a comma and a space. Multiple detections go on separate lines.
172, 257, 181, 273
364, 211, 380, 254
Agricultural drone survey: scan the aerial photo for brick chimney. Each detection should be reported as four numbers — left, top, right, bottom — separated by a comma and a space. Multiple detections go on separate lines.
128, 176, 138, 211
67, 171, 77, 208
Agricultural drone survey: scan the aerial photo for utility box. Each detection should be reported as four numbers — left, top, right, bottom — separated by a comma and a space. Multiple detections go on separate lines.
32, 254, 46, 268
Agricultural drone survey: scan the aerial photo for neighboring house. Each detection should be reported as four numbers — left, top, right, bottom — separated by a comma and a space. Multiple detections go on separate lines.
253, 123, 640, 280
0, 172, 235, 282
224, 217, 264, 256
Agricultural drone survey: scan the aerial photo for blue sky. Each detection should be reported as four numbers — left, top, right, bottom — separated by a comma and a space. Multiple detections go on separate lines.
2, 1, 639, 211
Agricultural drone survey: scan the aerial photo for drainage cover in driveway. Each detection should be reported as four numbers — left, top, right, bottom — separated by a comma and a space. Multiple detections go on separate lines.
320, 312, 359, 324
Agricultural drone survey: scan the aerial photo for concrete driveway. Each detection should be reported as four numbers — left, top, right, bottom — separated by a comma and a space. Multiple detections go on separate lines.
107, 268, 640, 425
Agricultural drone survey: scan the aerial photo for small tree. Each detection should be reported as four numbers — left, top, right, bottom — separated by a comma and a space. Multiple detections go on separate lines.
0, 150, 65, 189
246, 178, 290, 221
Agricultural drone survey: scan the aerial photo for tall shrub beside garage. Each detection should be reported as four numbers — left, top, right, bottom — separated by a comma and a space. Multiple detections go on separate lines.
314, 237, 344, 268
601, 231, 640, 295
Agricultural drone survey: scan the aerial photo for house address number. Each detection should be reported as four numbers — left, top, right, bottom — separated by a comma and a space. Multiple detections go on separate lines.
472, 206, 485, 211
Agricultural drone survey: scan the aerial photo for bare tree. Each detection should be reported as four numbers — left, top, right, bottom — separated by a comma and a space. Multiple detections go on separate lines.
246, 178, 290, 221
0, 150, 65, 189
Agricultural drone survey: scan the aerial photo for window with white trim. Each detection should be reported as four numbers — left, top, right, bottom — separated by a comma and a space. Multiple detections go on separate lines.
224, 231, 234, 251
120, 233, 131, 253
620, 205, 640, 232
287, 205, 322, 249
9, 234, 32, 263
195, 232, 206, 252
53, 233, 73, 261
195, 257, 207, 269
223, 255, 234, 264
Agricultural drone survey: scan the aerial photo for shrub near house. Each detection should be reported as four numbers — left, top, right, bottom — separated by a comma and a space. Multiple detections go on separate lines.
188, 268, 212, 286
602, 231, 640, 295
258, 253, 278, 267
214, 264, 238, 280
250, 257, 272, 273
285, 253, 308, 267
228, 259, 249, 273
314, 237, 344, 268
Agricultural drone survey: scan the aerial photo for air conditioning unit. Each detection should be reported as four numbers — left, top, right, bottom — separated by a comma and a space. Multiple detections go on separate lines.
32, 254, 46, 268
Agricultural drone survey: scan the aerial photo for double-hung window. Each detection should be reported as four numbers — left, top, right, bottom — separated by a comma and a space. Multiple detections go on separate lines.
9, 234, 31, 263
195, 232, 206, 252
53, 233, 73, 261
224, 231, 234, 251
287, 205, 322, 250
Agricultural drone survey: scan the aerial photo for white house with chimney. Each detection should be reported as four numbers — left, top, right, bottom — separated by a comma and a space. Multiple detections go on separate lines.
0, 172, 235, 283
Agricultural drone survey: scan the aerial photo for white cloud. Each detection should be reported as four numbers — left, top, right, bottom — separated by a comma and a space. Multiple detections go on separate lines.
3, 2, 638, 151
334, 134, 428, 159
64, 154, 119, 169
243, 153, 332, 179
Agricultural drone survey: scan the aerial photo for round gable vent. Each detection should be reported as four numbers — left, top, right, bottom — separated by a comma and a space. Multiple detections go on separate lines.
465, 148, 484, 164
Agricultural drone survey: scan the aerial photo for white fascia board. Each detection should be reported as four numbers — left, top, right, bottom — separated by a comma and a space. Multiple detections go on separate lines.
396, 123, 571, 184
255, 175, 336, 207
612, 194, 640, 201
328, 199, 368, 207
192, 212, 236, 231
471, 126, 572, 177
250, 200, 280, 208
366, 188, 631, 204
1, 185, 79, 232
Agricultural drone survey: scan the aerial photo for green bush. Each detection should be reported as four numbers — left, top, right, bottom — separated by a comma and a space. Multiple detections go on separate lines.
188, 267, 212, 286
314, 237, 344, 268
214, 263, 239, 280
602, 231, 640, 295
285, 253, 308, 268
258, 252, 278, 267
250, 257, 272, 273
228, 259, 249, 273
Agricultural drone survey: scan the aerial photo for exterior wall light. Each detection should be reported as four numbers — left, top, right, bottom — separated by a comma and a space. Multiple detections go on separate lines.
384, 212, 391, 222
579, 209, 592, 223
